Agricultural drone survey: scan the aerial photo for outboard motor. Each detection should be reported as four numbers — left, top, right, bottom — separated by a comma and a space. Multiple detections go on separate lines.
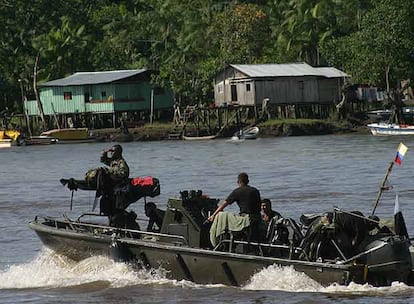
361, 235, 412, 286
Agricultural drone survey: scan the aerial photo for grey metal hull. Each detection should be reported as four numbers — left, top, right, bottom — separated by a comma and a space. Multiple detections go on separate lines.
122, 238, 360, 286
29, 219, 363, 287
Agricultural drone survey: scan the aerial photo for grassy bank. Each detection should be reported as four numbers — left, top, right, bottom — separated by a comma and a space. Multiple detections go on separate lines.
257, 118, 365, 137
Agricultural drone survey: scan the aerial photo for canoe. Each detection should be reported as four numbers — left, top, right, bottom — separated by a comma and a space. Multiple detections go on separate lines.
182, 134, 218, 140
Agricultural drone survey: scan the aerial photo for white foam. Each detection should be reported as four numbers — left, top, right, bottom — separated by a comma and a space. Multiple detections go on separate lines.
243, 265, 323, 292
3, 251, 414, 295
0, 249, 164, 289
323, 281, 414, 296
244, 264, 414, 295
0, 249, 225, 290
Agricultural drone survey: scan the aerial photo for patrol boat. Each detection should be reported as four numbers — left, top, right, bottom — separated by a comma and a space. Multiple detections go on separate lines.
29, 175, 413, 287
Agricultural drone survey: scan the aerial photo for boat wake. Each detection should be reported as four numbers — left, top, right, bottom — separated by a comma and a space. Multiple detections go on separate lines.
0, 249, 188, 290
2, 250, 413, 295
244, 264, 414, 295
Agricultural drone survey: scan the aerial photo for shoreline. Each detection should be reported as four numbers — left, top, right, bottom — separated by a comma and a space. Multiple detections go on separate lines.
91, 119, 370, 142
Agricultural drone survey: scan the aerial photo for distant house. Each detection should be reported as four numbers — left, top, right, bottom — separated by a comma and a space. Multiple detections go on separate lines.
25, 69, 174, 127
213, 63, 348, 107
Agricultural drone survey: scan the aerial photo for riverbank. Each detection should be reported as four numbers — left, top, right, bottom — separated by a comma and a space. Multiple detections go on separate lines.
91, 118, 369, 142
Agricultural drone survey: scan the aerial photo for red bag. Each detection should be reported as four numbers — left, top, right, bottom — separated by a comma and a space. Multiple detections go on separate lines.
131, 176, 154, 186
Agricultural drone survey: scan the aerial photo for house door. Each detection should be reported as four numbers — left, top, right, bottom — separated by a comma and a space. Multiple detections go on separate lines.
231, 85, 238, 102
84, 92, 90, 103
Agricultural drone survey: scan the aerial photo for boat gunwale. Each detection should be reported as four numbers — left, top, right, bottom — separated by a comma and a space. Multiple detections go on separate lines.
29, 217, 359, 271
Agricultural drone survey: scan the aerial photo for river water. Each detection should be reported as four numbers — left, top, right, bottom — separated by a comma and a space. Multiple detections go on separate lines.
1, 134, 414, 303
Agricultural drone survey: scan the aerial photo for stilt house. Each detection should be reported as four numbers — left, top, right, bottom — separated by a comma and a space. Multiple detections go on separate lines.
213, 63, 348, 118
24, 69, 174, 128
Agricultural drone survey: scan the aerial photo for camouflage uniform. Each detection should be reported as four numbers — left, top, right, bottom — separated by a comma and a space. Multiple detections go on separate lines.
99, 144, 129, 185
107, 157, 130, 182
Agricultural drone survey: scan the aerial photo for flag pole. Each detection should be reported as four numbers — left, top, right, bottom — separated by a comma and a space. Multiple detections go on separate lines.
372, 161, 394, 215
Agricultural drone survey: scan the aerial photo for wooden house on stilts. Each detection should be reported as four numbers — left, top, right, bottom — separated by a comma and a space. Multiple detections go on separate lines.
213, 63, 349, 119
24, 69, 174, 130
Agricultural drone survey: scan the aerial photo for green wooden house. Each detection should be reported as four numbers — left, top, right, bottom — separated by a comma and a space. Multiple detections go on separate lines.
24, 69, 174, 127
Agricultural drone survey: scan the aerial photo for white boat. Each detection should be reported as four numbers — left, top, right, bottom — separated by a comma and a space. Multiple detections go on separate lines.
183, 134, 218, 140
232, 126, 259, 140
0, 139, 12, 148
367, 122, 414, 136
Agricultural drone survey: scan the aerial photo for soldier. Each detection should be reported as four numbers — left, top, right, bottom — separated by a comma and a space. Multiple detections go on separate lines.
208, 172, 262, 242
100, 144, 130, 184
261, 199, 282, 223
145, 202, 165, 232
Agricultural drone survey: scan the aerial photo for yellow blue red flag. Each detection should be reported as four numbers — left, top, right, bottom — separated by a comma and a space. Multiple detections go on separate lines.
394, 143, 408, 165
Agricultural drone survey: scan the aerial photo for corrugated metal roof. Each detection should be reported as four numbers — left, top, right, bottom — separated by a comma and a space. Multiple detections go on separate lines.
41, 69, 148, 87
314, 67, 348, 78
230, 63, 348, 78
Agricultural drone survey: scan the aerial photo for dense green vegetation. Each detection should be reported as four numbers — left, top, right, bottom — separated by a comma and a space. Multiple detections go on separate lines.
1, 0, 413, 112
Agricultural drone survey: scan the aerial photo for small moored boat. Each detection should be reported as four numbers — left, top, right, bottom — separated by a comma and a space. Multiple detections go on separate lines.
231, 126, 259, 140
182, 134, 218, 140
22, 135, 58, 145
0, 139, 12, 148
367, 123, 414, 136
40, 128, 97, 143
0, 129, 21, 147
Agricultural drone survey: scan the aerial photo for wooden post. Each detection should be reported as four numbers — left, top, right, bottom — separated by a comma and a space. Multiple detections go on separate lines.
372, 161, 394, 215
150, 88, 154, 125
218, 108, 222, 130
50, 102, 61, 129
33, 54, 46, 126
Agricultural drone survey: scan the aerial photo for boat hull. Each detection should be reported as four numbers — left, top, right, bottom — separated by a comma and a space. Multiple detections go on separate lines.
122, 239, 361, 286
234, 126, 259, 140
29, 218, 365, 286
0, 139, 12, 148
41, 128, 89, 140
182, 135, 217, 140
23, 136, 58, 145
367, 123, 414, 135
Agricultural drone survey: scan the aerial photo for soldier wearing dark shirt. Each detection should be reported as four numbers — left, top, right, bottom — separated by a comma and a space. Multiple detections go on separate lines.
208, 172, 262, 241
261, 199, 282, 222
145, 202, 165, 232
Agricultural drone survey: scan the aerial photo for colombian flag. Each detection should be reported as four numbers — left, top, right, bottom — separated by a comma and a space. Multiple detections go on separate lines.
394, 143, 408, 165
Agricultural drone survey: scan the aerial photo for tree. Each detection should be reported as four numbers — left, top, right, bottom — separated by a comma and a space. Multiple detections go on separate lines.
321, 0, 414, 89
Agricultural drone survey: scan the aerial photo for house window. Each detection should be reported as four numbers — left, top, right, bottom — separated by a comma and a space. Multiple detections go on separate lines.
246, 83, 251, 92
84, 92, 90, 103
64, 92, 72, 100
218, 84, 224, 93
101, 91, 106, 98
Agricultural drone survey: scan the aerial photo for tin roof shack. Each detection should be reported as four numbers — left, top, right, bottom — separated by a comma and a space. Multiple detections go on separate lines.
214, 63, 348, 118
25, 69, 174, 127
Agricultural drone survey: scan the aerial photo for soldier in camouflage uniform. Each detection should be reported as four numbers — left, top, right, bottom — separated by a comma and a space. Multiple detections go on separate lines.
100, 144, 130, 184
